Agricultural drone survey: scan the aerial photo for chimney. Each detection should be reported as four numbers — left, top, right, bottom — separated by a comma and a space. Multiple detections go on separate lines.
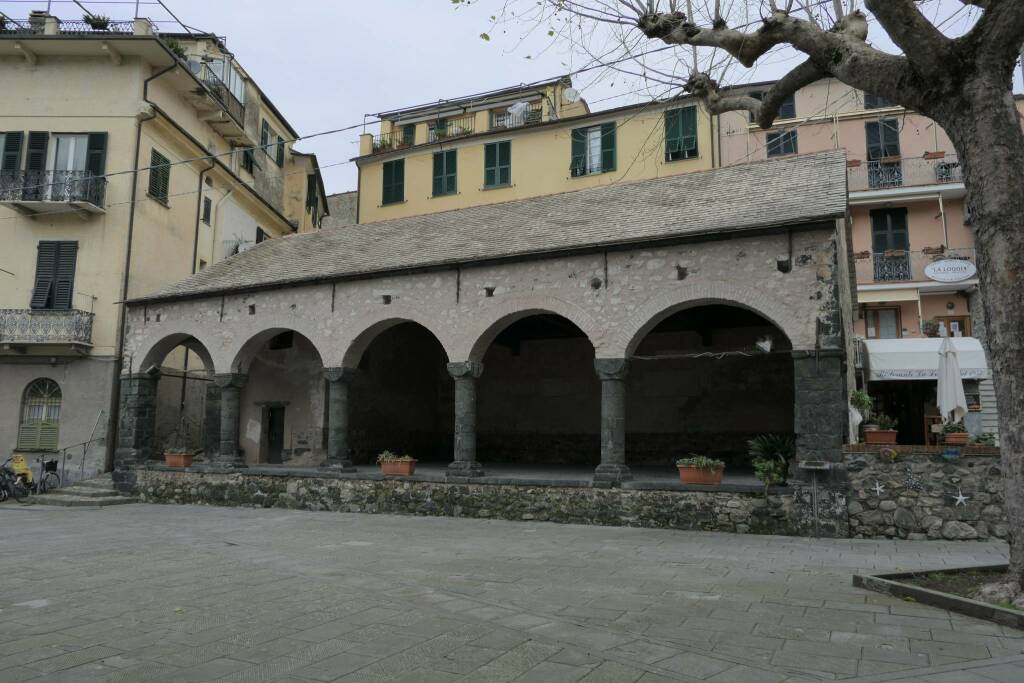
28, 10, 49, 32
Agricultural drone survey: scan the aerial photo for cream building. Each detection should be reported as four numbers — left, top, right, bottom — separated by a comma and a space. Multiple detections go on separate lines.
0, 11, 328, 479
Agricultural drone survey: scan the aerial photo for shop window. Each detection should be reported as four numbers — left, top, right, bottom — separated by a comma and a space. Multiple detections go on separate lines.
936, 315, 971, 338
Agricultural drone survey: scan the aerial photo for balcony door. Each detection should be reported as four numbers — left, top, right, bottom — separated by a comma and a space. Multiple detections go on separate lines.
866, 118, 902, 188
49, 134, 88, 201
871, 208, 911, 281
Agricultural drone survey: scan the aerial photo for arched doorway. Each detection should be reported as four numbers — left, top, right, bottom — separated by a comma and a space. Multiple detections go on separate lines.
17, 378, 62, 451
348, 322, 453, 466
476, 314, 599, 471
232, 329, 326, 465
627, 304, 794, 479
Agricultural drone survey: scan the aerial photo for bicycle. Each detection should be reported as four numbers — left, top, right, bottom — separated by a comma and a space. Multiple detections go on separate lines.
35, 457, 60, 494
0, 458, 30, 503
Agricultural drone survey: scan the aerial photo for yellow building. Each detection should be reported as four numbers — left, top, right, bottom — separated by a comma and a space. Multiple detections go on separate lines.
355, 78, 715, 223
0, 11, 327, 477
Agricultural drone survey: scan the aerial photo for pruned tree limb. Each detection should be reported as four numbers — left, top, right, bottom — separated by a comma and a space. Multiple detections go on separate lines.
863, 0, 950, 75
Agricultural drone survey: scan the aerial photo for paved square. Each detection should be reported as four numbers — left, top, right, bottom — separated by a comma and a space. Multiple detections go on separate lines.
0, 503, 1021, 682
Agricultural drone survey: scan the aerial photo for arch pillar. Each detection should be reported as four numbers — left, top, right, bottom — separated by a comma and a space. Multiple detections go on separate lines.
593, 358, 632, 485
321, 367, 357, 471
792, 350, 846, 464
213, 373, 248, 468
114, 373, 158, 470
446, 361, 484, 479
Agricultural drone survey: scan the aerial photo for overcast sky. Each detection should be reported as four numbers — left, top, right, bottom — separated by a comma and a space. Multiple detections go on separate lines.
5, 1, 1017, 195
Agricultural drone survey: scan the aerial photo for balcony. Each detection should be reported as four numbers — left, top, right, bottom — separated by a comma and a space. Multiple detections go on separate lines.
371, 130, 414, 154
427, 117, 475, 143
855, 247, 977, 285
0, 171, 107, 219
490, 103, 543, 130
848, 155, 964, 193
186, 61, 246, 134
0, 309, 94, 354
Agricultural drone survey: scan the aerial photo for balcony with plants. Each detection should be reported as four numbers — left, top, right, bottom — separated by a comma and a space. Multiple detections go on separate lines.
848, 153, 964, 193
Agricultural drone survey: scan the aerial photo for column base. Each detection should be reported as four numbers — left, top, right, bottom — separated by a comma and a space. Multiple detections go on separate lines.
593, 463, 632, 486
319, 460, 357, 473
214, 453, 248, 469
446, 461, 485, 479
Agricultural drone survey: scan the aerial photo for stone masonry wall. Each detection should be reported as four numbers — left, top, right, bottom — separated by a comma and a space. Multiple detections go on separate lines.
845, 446, 1007, 541
134, 469, 796, 535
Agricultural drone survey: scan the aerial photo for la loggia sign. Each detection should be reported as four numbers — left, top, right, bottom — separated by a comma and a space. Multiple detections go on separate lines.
925, 259, 977, 283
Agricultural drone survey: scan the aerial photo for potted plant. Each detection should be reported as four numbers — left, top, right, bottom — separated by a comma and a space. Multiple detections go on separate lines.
942, 420, 970, 446
164, 38, 188, 61
162, 417, 195, 467
921, 319, 941, 337
675, 455, 725, 485
748, 434, 794, 499
865, 414, 898, 444
970, 432, 996, 446
84, 14, 111, 30
850, 389, 874, 434
377, 451, 417, 476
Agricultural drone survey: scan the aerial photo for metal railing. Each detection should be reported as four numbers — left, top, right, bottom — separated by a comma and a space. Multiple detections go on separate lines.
427, 117, 476, 143
0, 171, 107, 207
55, 20, 135, 34
854, 247, 976, 284
371, 130, 415, 154
490, 103, 543, 130
0, 309, 95, 346
189, 62, 246, 128
848, 154, 964, 192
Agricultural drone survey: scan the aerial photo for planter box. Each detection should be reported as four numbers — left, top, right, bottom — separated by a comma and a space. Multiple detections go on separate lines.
380, 460, 417, 476
164, 452, 193, 468
944, 432, 969, 446
864, 430, 898, 444
678, 466, 724, 485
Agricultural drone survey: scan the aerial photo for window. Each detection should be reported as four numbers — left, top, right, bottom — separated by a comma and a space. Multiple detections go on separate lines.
870, 208, 911, 281
306, 174, 319, 225
749, 92, 796, 121
864, 92, 895, 109
865, 308, 901, 339
148, 149, 170, 203
1, 131, 23, 176
30, 241, 78, 310
256, 227, 268, 244
261, 120, 284, 165
241, 148, 255, 174
432, 150, 457, 197
382, 158, 404, 205
766, 130, 798, 157
276, 135, 285, 167
402, 124, 416, 147
936, 316, 971, 338
866, 119, 901, 160
664, 106, 698, 161
202, 197, 212, 225
570, 122, 616, 177
17, 379, 62, 451
484, 141, 511, 187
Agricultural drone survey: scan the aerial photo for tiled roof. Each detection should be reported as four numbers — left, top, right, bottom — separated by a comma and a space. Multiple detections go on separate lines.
132, 150, 847, 303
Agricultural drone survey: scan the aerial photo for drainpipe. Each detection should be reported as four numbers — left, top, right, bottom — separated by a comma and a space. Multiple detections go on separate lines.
103, 62, 177, 473
178, 161, 216, 415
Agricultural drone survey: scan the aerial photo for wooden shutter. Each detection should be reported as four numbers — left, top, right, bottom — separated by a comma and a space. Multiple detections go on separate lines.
260, 120, 269, 150
432, 153, 443, 196
444, 151, 456, 194
276, 136, 285, 166
23, 132, 48, 200
30, 242, 58, 309
148, 149, 169, 201
383, 159, 404, 204
85, 133, 107, 176
600, 122, 616, 173
306, 173, 318, 211
664, 109, 681, 160
52, 242, 78, 310
497, 141, 511, 186
570, 128, 586, 176
1, 132, 23, 172
484, 143, 497, 187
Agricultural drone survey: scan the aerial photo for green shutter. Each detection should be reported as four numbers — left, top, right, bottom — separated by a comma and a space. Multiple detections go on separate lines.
432, 152, 444, 196
23, 131, 48, 200
1, 131, 23, 173
600, 122, 616, 173
148, 149, 170, 202
484, 141, 511, 187
665, 106, 698, 160
52, 242, 78, 310
260, 120, 269, 150
484, 143, 497, 187
432, 151, 456, 196
276, 136, 285, 166
383, 159, 404, 204
85, 133, 107, 176
570, 128, 586, 176
498, 141, 511, 186
30, 242, 57, 310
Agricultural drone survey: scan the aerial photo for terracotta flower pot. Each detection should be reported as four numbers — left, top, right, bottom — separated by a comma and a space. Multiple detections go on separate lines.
864, 430, 898, 445
944, 432, 969, 446
678, 465, 724, 485
164, 452, 193, 467
380, 460, 417, 476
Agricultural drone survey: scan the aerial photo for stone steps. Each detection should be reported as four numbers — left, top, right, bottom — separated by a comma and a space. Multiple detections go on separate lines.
31, 475, 136, 507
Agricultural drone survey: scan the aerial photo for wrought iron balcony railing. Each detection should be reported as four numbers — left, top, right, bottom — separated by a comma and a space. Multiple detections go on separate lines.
0, 309, 94, 347
848, 155, 964, 192
490, 103, 543, 130
854, 247, 976, 284
371, 130, 415, 154
189, 62, 246, 128
427, 117, 475, 143
55, 20, 135, 34
0, 171, 107, 208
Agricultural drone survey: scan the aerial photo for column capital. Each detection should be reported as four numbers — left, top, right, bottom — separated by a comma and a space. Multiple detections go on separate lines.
447, 361, 484, 380
213, 372, 247, 390
594, 358, 629, 381
323, 367, 357, 383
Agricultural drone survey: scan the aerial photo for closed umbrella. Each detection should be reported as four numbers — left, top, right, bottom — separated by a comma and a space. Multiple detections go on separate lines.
937, 336, 968, 424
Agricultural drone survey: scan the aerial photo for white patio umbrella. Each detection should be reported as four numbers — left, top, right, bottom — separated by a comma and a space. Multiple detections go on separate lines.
937, 336, 968, 424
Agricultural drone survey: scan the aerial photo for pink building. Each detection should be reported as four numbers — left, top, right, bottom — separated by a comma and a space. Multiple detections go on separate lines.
717, 79, 1015, 445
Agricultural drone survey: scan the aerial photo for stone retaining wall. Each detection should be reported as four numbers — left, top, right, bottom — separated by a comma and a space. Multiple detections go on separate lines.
844, 446, 1007, 541
131, 469, 797, 535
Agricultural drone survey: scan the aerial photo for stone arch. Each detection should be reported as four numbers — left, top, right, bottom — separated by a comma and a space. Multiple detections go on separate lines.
610, 282, 802, 359
136, 331, 217, 375
229, 326, 327, 374
461, 296, 603, 363
338, 306, 458, 369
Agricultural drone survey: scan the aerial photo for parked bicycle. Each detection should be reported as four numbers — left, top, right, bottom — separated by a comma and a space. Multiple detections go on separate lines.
35, 457, 60, 493
0, 457, 30, 503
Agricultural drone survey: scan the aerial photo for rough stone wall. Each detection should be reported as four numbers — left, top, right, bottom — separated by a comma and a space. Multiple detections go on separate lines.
134, 469, 796, 535
845, 446, 1007, 541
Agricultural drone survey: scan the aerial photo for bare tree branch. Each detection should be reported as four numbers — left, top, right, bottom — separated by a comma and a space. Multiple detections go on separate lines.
863, 0, 951, 75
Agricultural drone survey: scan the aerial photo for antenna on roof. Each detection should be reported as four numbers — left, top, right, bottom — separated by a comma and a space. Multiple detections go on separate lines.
563, 88, 581, 104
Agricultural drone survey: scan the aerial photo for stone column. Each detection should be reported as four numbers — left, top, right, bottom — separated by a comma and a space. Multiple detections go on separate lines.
114, 373, 158, 470
446, 361, 485, 479
594, 358, 632, 484
322, 367, 356, 471
213, 373, 247, 468
792, 351, 846, 464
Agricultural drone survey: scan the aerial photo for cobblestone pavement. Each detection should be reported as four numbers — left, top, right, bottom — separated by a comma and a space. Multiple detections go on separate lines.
0, 503, 1021, 682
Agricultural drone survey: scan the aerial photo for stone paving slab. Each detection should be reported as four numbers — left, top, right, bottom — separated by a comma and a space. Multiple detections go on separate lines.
0, 503, 1021, 682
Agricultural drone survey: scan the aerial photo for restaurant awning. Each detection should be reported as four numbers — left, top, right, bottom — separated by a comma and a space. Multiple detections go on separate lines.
862, 337, 990, 381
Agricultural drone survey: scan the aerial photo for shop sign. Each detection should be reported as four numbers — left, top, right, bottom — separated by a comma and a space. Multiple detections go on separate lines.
925, 259, 977, 283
